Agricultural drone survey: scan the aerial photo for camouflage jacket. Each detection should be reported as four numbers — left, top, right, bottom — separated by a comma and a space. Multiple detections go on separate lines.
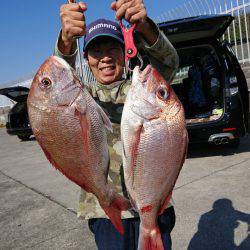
54, 23, 179, 219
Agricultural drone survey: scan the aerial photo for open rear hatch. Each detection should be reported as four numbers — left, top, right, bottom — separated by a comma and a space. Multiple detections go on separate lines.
158, 14, 234, 44
0, 86, 29, 103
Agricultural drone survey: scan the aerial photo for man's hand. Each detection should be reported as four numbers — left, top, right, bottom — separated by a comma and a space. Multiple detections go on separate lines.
58, 1, 87, 55
111, 0, 158, 46
111, 0, 147, 24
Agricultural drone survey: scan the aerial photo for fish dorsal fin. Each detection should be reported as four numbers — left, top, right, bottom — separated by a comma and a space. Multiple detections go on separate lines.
96, 103, 113, 133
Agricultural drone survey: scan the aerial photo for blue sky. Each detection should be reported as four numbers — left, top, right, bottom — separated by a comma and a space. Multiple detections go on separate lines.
0, 0, 234, 86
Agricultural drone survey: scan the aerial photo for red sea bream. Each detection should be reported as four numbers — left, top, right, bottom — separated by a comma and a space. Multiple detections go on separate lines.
121, 65, 188, 249
27, 56, 130, 234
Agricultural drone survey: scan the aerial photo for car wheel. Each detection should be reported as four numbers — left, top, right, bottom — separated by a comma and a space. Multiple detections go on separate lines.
18, 135, 31, 141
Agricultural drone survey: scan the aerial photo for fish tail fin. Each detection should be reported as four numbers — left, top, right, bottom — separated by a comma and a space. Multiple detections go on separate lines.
102, 194, 131, 235
138, 226, 164, 250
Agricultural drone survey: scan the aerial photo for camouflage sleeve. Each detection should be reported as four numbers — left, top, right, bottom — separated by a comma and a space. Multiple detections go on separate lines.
137, 19, 179, 83
54, 31, 77, 69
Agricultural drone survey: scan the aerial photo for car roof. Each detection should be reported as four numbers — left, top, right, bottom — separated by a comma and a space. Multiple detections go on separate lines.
158, 14, 234, 44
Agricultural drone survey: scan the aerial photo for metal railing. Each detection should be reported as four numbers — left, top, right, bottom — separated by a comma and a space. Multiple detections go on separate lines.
74, 1, 250, 85
76, 61, 97, 86
155, 0, 250, 64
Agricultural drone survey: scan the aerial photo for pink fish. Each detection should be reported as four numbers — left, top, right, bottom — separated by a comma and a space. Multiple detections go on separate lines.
121, 65, 188, 249
27, 56, 130, 234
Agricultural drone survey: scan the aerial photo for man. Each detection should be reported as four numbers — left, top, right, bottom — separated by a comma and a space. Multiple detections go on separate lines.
55, 1, 179, 249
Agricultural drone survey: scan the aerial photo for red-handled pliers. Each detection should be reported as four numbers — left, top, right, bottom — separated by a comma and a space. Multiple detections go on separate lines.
119, 21, 143, 71
115, 1, 143, 71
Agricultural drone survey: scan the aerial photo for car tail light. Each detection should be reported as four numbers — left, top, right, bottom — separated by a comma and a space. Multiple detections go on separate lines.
226, 76, 239, 96
230, 87, 239, 96
223, 127, 237, 132
229, 76, 237, 84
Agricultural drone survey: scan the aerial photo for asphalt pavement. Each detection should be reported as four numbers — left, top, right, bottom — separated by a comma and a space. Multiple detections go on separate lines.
0, 128, 249, 250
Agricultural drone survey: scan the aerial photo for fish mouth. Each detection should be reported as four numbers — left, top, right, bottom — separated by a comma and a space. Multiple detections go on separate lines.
133, 65, 152, 85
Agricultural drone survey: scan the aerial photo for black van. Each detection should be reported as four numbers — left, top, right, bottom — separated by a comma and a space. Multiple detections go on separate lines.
158, 14, 249, 147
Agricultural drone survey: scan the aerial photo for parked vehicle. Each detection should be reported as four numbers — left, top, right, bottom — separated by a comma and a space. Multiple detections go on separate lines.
158, 14, 249, 147
0, 86, 32, 140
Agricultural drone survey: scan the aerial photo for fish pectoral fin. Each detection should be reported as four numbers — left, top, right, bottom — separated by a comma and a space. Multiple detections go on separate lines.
74, 97, 87, 115
96, 103, 113, 132
129, 124, 143, 183
75, 108, 90, 154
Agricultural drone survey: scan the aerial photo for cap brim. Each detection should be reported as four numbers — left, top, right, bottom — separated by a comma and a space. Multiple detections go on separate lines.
84, 34, 124, 51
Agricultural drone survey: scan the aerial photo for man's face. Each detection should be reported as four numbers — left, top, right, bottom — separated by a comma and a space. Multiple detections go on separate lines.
86, 37, 125, 85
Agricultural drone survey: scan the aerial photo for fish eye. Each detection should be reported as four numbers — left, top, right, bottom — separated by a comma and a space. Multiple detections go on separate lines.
42, 78, 51, 87
39, 77, 52, 90
157, 87, 169, 101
